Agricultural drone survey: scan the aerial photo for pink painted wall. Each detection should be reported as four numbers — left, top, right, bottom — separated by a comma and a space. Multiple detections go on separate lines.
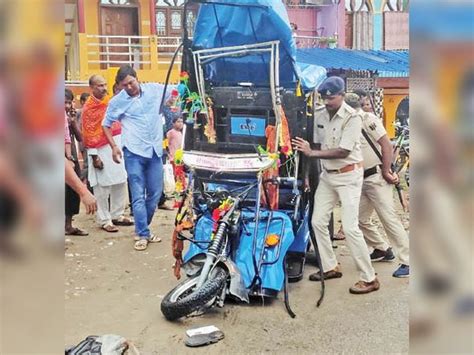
286, 8, 319, 36
317, 2, 346, 47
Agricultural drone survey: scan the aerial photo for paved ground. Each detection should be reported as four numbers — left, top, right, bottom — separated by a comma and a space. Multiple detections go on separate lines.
65, 206, 409, 354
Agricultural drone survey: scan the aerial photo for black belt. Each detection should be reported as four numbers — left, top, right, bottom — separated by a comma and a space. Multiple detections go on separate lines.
364, 165, 381, 179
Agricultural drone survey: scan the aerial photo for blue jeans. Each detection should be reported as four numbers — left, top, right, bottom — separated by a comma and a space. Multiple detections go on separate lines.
123, 148, 163, 238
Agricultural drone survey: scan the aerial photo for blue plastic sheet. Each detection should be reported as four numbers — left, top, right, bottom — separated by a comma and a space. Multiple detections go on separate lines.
183, 210, 295, 291
295, 62, 328, 92
192, 0, 326, 91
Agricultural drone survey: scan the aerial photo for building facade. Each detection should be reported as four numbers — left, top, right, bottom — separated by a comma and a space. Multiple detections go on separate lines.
65, 0, 409, 126
345, 0, 409, 50
65, 0, 200, 88
65, 0, 348, 87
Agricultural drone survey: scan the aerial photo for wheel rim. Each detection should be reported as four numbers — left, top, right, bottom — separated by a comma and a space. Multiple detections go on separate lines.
169, 277, 199, 303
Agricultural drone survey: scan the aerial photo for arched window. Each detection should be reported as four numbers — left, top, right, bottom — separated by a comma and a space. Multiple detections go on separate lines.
155, 0, 196, 37
155, 0, 185, 6
171, 11, 182, 30
383, 0, 409, 12
100, 0, 136, 5
156, 11, 166, 35
345, 0, 373, 12
186, 11, 195, 35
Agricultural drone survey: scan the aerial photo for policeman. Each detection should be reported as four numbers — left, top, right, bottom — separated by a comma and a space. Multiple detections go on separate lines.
345, 93, 410, 278
353, 89, 374, 114
293, 77, 379, 294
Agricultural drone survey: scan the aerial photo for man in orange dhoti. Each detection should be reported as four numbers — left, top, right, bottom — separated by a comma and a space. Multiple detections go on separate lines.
82, 75, 132, 232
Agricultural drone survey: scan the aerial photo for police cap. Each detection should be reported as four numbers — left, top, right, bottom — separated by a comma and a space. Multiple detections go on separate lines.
344, 92, 361, 109
318, 76, 345, 97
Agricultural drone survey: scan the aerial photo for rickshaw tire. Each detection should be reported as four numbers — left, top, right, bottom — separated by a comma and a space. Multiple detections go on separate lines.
161, 267, 227, 321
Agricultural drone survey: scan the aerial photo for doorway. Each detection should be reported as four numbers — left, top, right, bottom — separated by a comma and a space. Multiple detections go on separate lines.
100, 4, 140, 68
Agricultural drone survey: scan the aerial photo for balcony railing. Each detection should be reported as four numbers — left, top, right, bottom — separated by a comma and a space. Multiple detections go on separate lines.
294, 35, 327, 48
156, 36, 188, 64
86, 35, 154, 69
284, 0, 336, 7
86, 35, 189, 69
71, 34, 329, 82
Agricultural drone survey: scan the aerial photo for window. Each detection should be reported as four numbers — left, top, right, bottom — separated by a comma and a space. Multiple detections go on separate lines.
345, 0, 373, 12
156, 11, 166, 35
186, 11, 195, 35
155, 0, 185, 6
171, 11, 181, 30
100, 0, 136, 5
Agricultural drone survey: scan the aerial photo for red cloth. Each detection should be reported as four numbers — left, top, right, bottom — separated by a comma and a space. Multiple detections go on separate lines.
21, 70, 63, 138
262, 125, 279, 210
82, 95, 121, 149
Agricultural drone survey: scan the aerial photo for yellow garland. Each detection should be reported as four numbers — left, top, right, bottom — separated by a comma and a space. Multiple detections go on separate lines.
218, 198, 233, 211
175, 181, 184, 194
174, 148, 184, 165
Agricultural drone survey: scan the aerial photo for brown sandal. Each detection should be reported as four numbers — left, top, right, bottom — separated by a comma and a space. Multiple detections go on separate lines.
102, 224, 119, 233
333, 228, 346, 240
112, 216, 134, 226
65, 227, 89, 236
309, 269, 343, 282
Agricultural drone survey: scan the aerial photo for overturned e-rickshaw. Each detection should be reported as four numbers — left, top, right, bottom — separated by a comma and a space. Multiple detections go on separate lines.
159, 0, 327, 321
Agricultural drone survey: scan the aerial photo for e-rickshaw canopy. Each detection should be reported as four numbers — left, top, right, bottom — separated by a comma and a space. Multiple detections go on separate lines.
191, 0, 326, 92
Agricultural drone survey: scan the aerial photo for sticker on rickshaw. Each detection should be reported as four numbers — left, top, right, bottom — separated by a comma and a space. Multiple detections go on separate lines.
183, 151, 275, 172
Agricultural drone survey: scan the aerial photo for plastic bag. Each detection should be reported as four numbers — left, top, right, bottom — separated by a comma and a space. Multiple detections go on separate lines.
163, 162, 175, 197
65, 334, 140, 354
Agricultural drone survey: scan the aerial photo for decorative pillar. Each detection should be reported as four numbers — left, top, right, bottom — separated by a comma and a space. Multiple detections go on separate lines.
372, 0, 383, 50
336, 0, 346, 48
78, 33, 89, 80
149, 0, 157, 35
150, 35, 159, 74
77, 0, 85, 33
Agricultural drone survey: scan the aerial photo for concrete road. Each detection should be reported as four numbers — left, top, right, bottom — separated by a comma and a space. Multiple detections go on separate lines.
65, 208, 408, 354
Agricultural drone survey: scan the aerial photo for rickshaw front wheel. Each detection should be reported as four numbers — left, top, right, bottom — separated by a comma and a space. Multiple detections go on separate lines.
161, 267, 227, 321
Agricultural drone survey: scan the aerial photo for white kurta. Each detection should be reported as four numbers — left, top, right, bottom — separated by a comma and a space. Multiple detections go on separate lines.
87, 135, 127, 188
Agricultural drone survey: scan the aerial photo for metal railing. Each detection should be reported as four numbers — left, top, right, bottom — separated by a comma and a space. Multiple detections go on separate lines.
87, 35, 153, 69
156, 36, 192, 65
86, 35, 190, 68
86, 35, 334, 69
284, 0, 336, 7
294, 35, 326, 48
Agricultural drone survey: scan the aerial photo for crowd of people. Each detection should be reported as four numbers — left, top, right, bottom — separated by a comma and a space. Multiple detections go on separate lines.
65, 69, 409, 291
65, 65, 183, 251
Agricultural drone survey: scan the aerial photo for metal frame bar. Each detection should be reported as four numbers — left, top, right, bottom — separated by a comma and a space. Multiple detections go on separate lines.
88, 43, 150, 48
193, 40, 279, 55
88, 60, 151, 64
88, 50, 151, 55
192, 41, 282, 155
199, 48, 272, 64
86, 34, 149, 39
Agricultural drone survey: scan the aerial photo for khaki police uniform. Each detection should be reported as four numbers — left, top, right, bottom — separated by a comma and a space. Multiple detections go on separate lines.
359, 110, 409, 265
312, 101, 376, 282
